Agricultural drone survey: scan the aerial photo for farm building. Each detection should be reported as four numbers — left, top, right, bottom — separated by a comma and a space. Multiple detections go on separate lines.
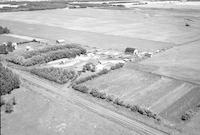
125, 47, 139, 55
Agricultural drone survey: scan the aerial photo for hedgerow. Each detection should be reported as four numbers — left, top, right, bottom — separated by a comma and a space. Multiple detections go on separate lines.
72, 83, 160, 120
30, 67, 76, 84
0, 63, 20, 95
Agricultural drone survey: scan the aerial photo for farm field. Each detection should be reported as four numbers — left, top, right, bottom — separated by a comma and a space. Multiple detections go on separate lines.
83, 64, 200, 124
136, 40, 200, 85
0, 7, 200, 51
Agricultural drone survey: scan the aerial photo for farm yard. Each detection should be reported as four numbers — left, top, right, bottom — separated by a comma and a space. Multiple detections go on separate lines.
1, 1, 200, 135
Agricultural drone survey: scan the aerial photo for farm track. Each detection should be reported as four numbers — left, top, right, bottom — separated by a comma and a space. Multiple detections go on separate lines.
5, 33, 49, 43
11, 68, 169, 135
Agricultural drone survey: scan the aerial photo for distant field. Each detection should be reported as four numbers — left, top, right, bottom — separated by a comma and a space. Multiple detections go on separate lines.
0, 7, 200, 51
83, 65, 200, 123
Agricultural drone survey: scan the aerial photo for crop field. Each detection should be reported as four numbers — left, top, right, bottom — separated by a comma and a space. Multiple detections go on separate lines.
83, 65, 200, 123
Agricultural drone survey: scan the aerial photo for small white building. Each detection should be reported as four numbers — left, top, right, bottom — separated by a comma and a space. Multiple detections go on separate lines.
56, 39, 65, 44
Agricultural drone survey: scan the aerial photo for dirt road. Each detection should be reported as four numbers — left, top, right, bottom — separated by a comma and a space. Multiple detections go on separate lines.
12, 68, 169, 135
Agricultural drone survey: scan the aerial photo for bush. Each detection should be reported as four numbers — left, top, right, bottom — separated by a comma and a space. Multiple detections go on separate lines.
130, 105, 139, 112
99, 92, 107, 99
181, 113, 191, 121
125, 104, 131, 109
97, 69, 109, 76
110, 63, 124, 70
82, 62, 96, 72
90, 89, 100, 97
30, 67, 76, 84
113, 97, 124, 106
72, 84, 89, 93
5, 102, 13, 113
0, 26, 10, 34
0, 63, 20, 95
106, 95, 115, 102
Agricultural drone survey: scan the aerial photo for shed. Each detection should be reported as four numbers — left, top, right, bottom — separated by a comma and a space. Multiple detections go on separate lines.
125, 47, 138, 55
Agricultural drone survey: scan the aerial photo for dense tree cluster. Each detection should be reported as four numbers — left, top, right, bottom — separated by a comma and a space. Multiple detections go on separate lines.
30, 67, 76, 84
0, 26, 10, 34
8, 45, 86, 66
22, 44, 86, 59
0, 63, 20, 95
